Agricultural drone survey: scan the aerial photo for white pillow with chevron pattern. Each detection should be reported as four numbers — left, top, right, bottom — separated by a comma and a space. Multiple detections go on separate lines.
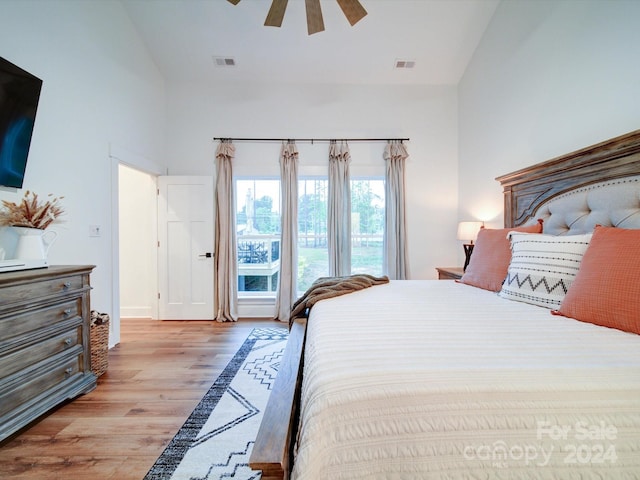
499, 232, 593, 309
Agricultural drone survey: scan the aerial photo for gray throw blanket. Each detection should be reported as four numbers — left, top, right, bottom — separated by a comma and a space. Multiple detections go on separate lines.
289, 274, 390, 327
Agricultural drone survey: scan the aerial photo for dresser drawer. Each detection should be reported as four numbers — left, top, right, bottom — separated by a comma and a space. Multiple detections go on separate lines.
0, 352, 83, 419
0, 298, 81, 344
0, 273, 85, 309
0, 325, 81, 379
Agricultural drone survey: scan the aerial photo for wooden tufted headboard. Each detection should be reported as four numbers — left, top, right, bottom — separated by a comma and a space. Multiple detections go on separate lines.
496, 129, 640, 231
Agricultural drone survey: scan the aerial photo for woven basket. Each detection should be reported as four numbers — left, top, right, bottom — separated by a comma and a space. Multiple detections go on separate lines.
90, 310, 110, 377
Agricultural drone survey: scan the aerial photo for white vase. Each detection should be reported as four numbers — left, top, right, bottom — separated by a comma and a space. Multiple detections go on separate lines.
13, 226, 57, 261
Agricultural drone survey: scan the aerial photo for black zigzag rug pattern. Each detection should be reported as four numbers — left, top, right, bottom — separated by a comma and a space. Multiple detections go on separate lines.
144, 327, 288, 480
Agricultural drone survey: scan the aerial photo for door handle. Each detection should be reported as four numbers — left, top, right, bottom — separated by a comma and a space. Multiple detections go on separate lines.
199, 252, 213, 258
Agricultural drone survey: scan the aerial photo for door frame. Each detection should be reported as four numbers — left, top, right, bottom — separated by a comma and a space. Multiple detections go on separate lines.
109, 144, 164, 346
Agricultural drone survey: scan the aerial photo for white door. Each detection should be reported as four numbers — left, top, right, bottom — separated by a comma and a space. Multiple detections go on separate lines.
157, 176, 214, 319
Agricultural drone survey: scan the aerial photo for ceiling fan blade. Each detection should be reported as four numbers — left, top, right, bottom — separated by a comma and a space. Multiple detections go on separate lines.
336, 0, 367, 26
227, 0, 241, 5
305, 0, 325, 35
264, 0, 288, 27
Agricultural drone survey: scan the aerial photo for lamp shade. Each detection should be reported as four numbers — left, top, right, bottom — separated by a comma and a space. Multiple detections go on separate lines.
457, 221, 483, 243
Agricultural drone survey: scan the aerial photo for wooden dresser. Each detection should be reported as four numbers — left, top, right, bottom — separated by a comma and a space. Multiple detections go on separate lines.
0, 265, 97, 442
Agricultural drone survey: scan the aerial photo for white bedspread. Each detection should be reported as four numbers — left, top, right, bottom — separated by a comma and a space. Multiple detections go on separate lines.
291, 280, 640, 479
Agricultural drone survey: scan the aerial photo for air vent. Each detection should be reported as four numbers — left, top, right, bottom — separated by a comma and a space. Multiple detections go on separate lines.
214, 56, 236, 67
394, 59, 415, 69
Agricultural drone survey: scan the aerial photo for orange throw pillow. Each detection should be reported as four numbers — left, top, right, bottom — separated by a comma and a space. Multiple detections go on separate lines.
553, 226, 640, 335
459, 220, 543, 292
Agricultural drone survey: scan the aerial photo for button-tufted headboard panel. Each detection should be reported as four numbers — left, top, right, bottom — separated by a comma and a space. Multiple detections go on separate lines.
497, 129, 640, 232
531, 176, 640, 235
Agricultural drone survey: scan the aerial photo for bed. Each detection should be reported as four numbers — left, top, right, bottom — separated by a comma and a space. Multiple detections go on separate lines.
250, 129, 640, 479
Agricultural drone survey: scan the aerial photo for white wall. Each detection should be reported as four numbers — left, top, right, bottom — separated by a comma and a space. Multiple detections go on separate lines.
0, 1, 166, 339
164, 82, 461, 279
459, 0, 640, 227
0, 2, 460, 325
118, 164, 157, 319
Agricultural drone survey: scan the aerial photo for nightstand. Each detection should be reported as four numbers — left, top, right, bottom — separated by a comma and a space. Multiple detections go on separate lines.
436, 267, 464, 280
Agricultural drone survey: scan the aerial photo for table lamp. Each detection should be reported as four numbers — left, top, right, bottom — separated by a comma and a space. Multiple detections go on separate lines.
457, 221, 483, 271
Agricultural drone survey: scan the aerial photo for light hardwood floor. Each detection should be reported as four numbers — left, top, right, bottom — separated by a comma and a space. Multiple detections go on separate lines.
0, 318, 278, 480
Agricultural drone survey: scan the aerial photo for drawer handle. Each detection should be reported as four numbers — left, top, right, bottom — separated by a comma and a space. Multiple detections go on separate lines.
63, 281, 71, 289
63, 308, 72, 316
65, 367, 73, 377
64, 338, 73, 346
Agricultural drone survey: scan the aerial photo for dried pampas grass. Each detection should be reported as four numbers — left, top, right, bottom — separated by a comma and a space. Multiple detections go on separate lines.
0, 191, 65, 230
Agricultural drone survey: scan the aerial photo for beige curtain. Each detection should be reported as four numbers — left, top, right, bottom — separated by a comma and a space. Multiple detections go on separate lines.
384, 141, 409, 279
214, 141, 238, 322
274, 141, 299, 322
328, 141, 351, 277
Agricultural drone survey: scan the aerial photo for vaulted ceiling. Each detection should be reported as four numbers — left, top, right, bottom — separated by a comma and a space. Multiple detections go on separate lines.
122, 0, 499, 86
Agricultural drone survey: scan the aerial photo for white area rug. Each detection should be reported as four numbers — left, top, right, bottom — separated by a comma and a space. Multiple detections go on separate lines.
144, 327, 288, 480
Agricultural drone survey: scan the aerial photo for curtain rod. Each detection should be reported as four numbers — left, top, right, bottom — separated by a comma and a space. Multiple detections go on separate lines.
213, 137, 409, 143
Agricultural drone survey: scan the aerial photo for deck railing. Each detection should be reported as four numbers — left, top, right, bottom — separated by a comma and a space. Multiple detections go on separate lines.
238, 235, 281, 292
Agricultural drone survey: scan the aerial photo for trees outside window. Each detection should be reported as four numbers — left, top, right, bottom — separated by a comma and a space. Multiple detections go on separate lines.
298, 179, 329, 291
350, 178, 384, 277
297, 177, 384, 291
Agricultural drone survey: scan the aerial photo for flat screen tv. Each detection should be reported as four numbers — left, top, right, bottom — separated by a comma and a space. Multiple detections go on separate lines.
0, 56, 42, 189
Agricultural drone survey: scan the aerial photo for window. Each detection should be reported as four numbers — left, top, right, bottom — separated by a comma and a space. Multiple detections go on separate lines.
298, 178, 329, 291
297, 177, 384, 292
351, 178, 384, 276
236, 176, 385, 297
236, 179, 280, 297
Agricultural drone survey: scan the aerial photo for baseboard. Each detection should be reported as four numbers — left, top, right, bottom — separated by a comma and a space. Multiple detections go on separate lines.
120, 306, 154, 318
